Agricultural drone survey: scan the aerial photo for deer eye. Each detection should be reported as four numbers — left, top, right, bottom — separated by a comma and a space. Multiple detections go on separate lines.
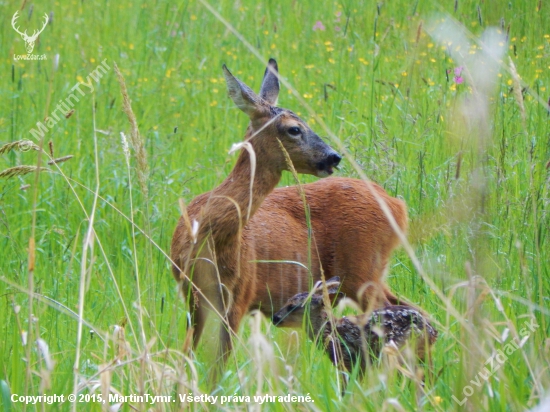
287, 127, 302, 137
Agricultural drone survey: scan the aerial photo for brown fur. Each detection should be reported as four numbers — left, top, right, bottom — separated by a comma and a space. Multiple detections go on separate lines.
248, 177, 408, 315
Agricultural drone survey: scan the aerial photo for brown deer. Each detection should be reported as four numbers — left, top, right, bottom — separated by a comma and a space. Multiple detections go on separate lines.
170, 59, 341, 365
171, 60, 412, 374
272, 277, 437, 386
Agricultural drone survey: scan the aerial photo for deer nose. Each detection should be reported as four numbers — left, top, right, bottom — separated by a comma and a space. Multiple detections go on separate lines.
272, 314, 281, 325
327, 152, 342, 167
316, 151, 342, 176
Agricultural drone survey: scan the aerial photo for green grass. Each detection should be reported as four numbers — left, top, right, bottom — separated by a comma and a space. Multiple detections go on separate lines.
1, 0, 549, 410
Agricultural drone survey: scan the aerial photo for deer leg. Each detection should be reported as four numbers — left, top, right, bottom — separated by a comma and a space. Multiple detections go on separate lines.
382, 284, 403, 306
179, 276, 210, 349
184, 258, 224, 349
207, 282, 241, 382
188, 288, 209, 349
218, 303, 247, 360
207, 300, 248, 385
355, 281, 390, 311
218, 317, 234, 363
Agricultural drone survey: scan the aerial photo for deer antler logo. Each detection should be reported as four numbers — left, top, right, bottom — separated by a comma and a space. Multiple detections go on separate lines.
12, 11, 49, 54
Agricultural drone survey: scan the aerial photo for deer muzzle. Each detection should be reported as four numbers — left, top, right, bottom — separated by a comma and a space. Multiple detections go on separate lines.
316, 151, 342, 177
272, 312, 284, 325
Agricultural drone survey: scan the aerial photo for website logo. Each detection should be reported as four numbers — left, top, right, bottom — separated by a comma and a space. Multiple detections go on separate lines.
12, 11, 48, 60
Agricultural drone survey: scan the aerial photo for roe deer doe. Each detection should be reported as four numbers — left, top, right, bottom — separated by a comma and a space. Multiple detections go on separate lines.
272, 277, 437, 382
170, 59, 341, 365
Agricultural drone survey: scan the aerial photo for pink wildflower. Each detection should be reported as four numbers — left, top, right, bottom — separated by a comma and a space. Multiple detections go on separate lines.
448, 66, 464, 84
313, 21, 326, 31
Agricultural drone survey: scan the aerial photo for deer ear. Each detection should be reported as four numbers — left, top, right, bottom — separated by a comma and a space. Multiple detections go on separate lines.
259, 58, 279, 106
313, 276, 341, 294
325, 276, 341, 285
223, 64, 264, 117
325, 276, 341, 291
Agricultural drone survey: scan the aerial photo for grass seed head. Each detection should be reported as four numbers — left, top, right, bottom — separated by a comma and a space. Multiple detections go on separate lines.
0, 165, 49, 178
0, 140, 40, 155
114, 62, 149, 199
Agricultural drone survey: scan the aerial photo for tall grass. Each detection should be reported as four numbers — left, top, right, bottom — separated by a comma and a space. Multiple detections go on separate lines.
0, 0, 549, 411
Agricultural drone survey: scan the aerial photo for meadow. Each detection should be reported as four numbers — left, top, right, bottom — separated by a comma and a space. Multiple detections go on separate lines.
0, 0, 549, 410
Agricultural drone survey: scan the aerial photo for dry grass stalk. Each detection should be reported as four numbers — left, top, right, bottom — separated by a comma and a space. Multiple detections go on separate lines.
120, 132, 131, 164
0, 165, 49, 178
248, 311, 277, 394
113, 62, 149, 199
276, 137, 347, 394
0, 140, 40, 155
47, 155, 74, 165
509, 57, 526, 128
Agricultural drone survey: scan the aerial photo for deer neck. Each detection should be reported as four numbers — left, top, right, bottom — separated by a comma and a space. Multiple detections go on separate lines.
200, 146, 281, 249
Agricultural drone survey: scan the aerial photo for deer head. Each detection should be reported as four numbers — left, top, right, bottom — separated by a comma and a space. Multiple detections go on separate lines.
12, 11, 49, 54
223, 59, 342, 178
272, 276, 344, 328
